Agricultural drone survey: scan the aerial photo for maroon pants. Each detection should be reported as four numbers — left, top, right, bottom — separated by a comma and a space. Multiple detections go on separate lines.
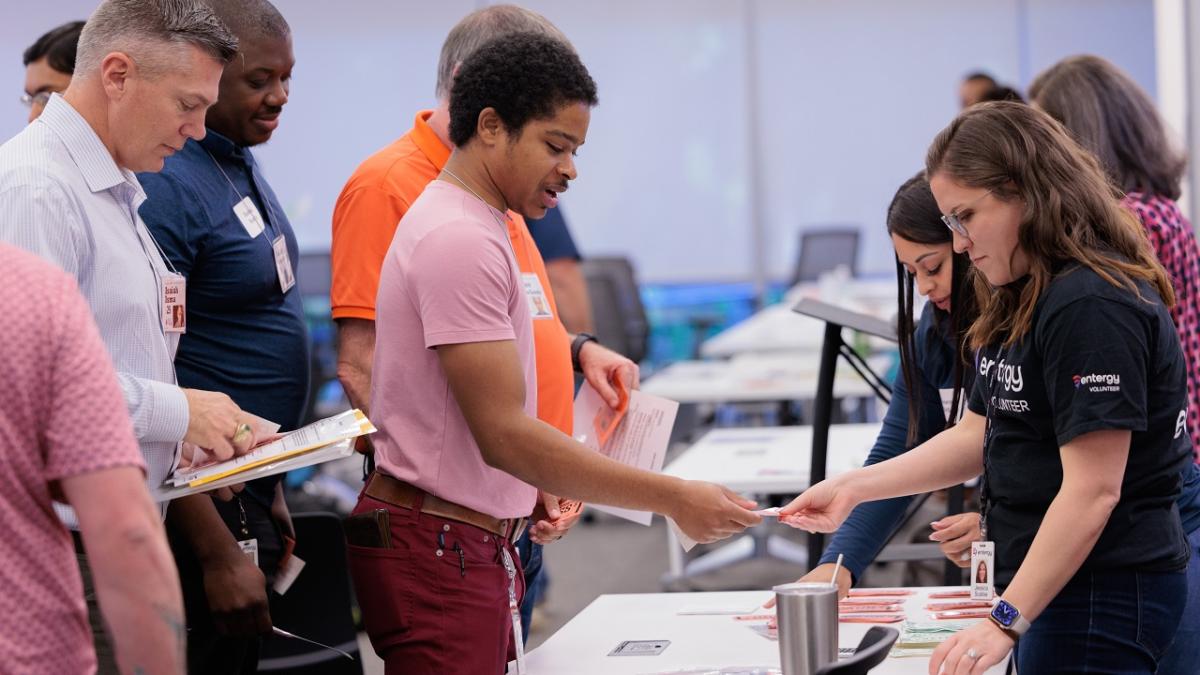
345, 494, 525, 675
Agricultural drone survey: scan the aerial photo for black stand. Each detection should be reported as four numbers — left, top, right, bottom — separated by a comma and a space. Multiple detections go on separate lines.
793, 298, 964, 586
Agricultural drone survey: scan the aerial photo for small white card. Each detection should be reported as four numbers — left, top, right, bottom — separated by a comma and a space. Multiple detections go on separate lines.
273, 235, 295, 293
238, 538, 259, 567
521, 273, 554, 319
273, 554, 306, 595
234, 196, 265, 238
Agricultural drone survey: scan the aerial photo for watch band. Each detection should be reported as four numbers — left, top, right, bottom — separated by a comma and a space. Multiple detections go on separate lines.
571, 333, 598, 373
989, 600, 1031, 638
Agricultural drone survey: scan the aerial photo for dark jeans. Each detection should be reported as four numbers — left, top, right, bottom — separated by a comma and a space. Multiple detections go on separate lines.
1014, 568, 1186, 674
514, 530, 544, 643
169, 494, 284, 675
1158, 526, 1200, 675
346, 494, 525, 675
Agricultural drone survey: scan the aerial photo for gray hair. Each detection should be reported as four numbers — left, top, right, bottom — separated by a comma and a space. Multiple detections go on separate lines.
204, 0, 290, 42
435, 4, 568, 100
75, 0, 238, 78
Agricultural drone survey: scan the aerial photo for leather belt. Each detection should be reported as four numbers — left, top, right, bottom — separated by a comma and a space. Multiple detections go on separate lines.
364, 472, 527, 543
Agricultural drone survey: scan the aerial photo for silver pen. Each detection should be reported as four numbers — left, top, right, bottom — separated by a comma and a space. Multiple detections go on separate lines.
271, 626, 356, 661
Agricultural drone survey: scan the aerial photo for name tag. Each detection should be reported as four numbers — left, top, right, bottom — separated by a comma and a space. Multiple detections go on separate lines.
238, 538, 259, 567
521, 273, 554, 319
162, 273, 186, 334
940, 388, 964, 423
234, 196, 265, 238
971, 540, 995, 600
273, 235, 295, 293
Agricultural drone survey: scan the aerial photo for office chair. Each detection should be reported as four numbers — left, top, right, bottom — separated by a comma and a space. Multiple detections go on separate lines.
814, 626, 899, 675
258, 512, 363, 674
790, 227, 860, 286
581, 256, 650, 363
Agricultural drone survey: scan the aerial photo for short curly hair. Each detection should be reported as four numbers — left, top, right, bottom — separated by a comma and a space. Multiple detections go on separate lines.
449, 32, 598, 148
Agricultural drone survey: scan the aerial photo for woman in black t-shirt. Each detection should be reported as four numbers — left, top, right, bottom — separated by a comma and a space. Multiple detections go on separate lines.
782, 102, 1192, 674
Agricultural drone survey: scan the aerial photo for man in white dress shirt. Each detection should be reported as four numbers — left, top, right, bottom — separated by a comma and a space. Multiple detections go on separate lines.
0, 1, 264, 670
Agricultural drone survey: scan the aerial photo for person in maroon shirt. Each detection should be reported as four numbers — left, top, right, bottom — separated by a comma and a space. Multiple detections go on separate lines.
1032, 55, 1200, 464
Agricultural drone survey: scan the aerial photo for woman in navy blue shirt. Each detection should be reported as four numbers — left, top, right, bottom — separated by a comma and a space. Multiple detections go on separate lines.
782, 102, 1195, 667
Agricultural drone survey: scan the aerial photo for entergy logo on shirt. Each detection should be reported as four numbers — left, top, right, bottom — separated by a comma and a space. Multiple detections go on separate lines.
1072, 372, 1121, 392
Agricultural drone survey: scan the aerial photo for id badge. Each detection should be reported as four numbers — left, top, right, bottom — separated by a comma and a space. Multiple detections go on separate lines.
272, 235, 296, 293
501, 546, 526, 674
939, 388, 964, 423
234, 196, 265, 238
510, 602, 526, 674
971, 540, 995, 600
162, 273, 186, 334
520, 273, 554, 320
238, 538, 259, 567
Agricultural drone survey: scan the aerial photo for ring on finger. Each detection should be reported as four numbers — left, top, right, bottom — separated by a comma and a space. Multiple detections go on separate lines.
233, 422, 253, 444
966, 648, 980, 660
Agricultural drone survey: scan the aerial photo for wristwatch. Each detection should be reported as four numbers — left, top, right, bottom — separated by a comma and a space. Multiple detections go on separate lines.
570, 333, 598, 373
989, 599, 1031, 638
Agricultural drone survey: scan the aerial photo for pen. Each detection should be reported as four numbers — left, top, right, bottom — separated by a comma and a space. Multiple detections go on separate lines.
830, 553, 844, 590
272, 626, 355, 661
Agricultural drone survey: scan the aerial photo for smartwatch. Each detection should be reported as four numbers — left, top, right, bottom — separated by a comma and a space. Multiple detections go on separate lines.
989, 599, 1031, 638
571, 333, 598, 373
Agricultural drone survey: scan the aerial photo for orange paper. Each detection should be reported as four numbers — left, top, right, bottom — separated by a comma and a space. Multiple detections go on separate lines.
592, 379, 630, 446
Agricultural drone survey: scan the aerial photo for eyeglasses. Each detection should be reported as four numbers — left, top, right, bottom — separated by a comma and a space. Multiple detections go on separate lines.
19, 91, 52, 109
941, 189, 993, 238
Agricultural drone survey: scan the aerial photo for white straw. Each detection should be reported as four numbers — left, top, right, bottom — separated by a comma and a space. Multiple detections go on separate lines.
830, 553, 844, 588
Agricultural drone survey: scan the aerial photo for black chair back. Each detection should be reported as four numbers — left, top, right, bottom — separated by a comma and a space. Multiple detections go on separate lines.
813, 625, 899, 675
258, 512, 364, 674
791, 228, 860, 286
581, 256, 650, 363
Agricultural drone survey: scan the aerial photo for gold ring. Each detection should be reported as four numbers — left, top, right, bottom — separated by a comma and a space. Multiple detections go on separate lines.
233, 423, 253, 443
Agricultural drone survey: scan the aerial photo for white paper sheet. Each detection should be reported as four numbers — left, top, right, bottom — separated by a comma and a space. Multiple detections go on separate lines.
572, 383, 678, 525
168, 409, 374, 488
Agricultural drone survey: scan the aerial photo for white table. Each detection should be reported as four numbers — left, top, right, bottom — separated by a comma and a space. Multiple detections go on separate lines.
700, 280, 905, 359
661, 425, 879, 582
643, 353, 892, 406
520, 588, 1007, 674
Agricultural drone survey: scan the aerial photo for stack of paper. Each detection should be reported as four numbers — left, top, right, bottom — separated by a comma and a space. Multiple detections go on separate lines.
572, 382, 679, 525
163, 409, 375, 493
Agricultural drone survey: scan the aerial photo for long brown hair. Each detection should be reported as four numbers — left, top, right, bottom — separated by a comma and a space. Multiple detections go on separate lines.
1030, 55, 1186, 201
925, 102, 1174, 349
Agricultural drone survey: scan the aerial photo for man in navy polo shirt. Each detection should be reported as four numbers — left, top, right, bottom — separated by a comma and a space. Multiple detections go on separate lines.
527, 204, 595, 334
137, 1, 306, 673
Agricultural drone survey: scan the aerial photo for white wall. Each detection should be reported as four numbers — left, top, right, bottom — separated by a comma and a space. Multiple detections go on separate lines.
0, 0, 1159, 283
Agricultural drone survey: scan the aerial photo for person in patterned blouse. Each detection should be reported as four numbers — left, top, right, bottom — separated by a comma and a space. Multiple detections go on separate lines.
1032, 55, 1200, 464
1032, 54, 1200, 675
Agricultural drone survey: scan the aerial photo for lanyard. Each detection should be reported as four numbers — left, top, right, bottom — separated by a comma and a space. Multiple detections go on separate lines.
979, 344, 1008, 540
440, 167, 521, 263
202, 146, 281, 238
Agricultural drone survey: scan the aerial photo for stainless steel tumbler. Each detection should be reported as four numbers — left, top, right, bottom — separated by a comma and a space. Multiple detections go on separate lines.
772, 582, 838, 675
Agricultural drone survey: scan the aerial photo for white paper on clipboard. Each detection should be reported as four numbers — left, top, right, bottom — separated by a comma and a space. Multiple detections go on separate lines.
572, 383, 679, 525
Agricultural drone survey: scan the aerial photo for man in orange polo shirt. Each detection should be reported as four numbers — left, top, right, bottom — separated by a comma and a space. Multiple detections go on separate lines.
330, 5, 630, 639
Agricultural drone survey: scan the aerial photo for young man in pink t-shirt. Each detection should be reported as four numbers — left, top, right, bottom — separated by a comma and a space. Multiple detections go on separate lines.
0, 244, 183, 674
344, 33, 760, 674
